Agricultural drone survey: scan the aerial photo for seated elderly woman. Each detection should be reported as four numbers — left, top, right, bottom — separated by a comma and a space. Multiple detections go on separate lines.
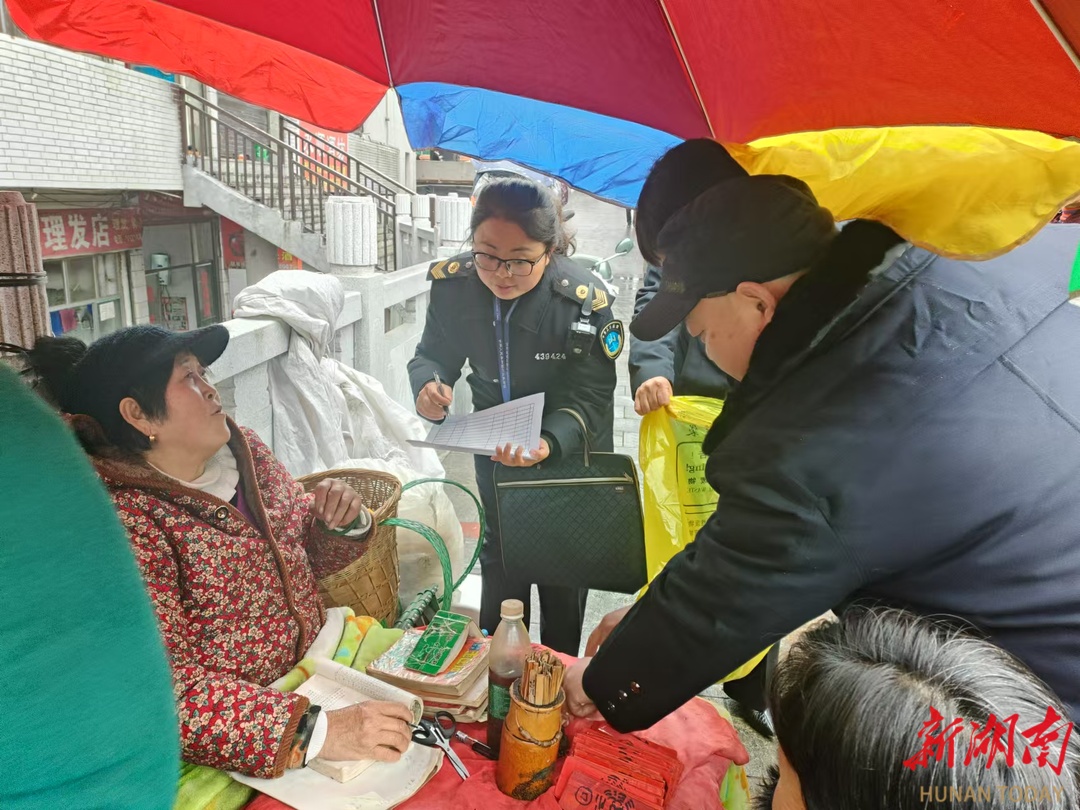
25, 324, 413, 778
760, 608, 1080, 810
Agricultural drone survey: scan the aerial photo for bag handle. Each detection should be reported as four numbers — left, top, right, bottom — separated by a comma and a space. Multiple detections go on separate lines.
380, 477, 486, 612
556, 407, 591, 466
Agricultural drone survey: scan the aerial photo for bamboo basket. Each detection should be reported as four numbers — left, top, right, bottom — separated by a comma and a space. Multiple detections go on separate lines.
298, 468, 402, 626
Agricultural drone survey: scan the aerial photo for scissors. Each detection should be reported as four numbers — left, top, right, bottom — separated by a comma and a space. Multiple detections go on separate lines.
412, 711, 470, 780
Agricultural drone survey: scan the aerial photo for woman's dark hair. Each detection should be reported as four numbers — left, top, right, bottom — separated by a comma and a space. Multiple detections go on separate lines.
768, 608, 1080, 809
470, 176, 574, 256
636, 138, 748, 267
24, 336, 171, 454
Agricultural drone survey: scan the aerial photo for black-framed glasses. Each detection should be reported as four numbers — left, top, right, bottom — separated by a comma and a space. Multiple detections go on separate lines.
472, 251, 547, 277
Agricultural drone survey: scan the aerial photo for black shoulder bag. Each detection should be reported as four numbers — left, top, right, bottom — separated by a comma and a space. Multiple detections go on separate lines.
492, 408, 647, 594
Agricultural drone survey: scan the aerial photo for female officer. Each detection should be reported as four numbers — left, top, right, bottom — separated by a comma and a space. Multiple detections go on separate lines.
407, 177, 621, 654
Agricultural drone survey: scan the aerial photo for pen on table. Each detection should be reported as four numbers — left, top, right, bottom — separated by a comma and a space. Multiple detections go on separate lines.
454, 730, 495, 759
433, 371, 450, 416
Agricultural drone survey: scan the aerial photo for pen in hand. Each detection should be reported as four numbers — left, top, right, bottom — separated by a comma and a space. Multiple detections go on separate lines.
433, 371, 450, 417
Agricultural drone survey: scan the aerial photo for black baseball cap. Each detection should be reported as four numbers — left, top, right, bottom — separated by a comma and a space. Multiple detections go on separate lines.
53, 324, 229, 426
630, 175, 835, 341
636, 139, 749, 267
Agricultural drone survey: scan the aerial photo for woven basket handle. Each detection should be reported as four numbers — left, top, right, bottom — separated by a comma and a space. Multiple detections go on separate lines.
383, 478, 485, 612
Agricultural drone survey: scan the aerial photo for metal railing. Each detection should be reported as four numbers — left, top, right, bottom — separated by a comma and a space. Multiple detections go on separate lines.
280, 118, 412, 200
177, 88, 397, 272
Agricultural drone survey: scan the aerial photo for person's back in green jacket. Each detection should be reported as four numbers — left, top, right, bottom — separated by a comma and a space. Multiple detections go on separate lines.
0, 363, 178, 809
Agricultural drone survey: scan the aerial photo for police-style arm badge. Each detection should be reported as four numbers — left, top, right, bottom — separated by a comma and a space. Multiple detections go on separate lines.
599, 319, 625, 360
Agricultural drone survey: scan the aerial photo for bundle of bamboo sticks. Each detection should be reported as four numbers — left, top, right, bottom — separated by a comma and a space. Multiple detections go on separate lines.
521, 650, 565, 706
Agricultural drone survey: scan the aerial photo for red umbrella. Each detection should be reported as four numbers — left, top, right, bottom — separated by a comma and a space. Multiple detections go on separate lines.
9, 0, 1080, 140
10, 0, 1080, 256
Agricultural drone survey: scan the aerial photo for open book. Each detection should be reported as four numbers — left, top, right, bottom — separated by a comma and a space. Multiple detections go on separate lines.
232, 660, 441, 809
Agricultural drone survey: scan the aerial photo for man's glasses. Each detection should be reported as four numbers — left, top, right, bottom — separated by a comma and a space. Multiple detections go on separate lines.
472, 251, 547, 277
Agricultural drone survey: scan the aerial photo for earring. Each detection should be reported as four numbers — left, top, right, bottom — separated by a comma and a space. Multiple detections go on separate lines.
148, 434, 157, 443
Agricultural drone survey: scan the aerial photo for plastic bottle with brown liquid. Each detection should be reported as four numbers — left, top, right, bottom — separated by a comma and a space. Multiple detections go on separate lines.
487, 599, 531, 755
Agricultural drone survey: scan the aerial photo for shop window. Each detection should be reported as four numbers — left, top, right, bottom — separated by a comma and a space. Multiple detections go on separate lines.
45, 254, 125, 344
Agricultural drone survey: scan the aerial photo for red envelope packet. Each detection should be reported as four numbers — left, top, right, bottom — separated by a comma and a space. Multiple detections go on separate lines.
555, 761, 665, 810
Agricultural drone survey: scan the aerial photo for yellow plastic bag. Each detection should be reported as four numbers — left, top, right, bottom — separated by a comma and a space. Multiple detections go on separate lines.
639, 396, 770, 683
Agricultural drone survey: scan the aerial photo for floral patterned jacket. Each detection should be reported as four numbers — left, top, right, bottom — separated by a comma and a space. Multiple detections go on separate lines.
91, 422, 365, 778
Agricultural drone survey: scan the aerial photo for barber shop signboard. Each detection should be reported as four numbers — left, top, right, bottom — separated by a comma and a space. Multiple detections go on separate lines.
38, 207, 143, 258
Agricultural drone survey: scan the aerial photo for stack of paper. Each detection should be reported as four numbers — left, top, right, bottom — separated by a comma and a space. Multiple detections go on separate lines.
368, 628, 490, 723
409, 393, 544, 455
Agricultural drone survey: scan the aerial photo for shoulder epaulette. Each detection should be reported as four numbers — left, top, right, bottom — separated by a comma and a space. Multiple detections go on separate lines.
427, 253, 474, 281
550, 257, 612, 312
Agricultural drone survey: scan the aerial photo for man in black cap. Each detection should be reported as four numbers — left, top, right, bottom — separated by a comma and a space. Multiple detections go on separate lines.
564, 147, 1080, 731
629, 140, 742, 414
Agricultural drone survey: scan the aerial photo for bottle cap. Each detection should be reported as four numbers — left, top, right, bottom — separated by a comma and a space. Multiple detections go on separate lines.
500, 599, 525, 621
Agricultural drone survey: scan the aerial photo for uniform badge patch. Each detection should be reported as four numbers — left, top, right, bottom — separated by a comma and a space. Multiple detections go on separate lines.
599, 320, 624, 360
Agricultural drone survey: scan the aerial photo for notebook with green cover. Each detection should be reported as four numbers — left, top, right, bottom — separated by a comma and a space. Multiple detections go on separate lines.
405, 610, 483, 675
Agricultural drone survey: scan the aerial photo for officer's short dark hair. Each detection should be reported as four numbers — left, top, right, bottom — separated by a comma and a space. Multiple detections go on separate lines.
762, 607, 1080, 810
471, 177, 574, 256
635, 138, 747, 267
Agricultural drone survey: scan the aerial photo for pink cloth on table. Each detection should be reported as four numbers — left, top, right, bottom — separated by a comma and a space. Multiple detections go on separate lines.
246, 654, 749, 810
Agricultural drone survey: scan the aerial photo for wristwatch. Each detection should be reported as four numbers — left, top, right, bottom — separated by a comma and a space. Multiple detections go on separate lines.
289, 704, 322, 769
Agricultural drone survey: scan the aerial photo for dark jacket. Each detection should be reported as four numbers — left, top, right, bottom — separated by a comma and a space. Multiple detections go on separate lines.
407, 253, 619, 458
628, 263, 733, 399
585, 222, 1080, 729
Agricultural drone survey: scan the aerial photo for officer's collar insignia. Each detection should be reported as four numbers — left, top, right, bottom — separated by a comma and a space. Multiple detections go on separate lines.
575, 284, 589, 300
591, 288, 609, 312
599, 320, 624, 360
448, 261, 460, 274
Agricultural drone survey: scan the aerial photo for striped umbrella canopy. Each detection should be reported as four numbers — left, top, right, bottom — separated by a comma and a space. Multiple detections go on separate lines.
10, 0, 1080, 259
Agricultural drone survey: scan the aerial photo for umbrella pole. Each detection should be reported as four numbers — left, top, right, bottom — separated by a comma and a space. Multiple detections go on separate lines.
1030, 0, 1080, 75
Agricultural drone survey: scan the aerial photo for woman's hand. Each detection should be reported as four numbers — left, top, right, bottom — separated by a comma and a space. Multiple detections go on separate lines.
318, 702, 414, 763
584, 605, 632, 656
634, 377, 673, 416
312, 478, 363, 531
492, 438, 550, 467
416, 379, 453, 421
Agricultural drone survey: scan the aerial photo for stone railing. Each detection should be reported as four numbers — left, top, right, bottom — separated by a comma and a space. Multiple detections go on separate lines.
212, 261, 445, 453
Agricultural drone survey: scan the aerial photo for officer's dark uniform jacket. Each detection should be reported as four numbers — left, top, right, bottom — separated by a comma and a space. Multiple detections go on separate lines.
407, 252, 619, 458
629, 263, 733, 400
584, 222, 1080, 730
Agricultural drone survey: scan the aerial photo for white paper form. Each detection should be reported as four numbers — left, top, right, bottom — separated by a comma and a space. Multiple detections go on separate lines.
409, 393, 544, 456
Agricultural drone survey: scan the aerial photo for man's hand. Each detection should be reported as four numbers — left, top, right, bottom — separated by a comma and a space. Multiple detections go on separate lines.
564, 658, 602, 719
491, 438, 550, 467
416, 379, 453, 421
312, 478, 363, 531
584, 605, 632, 656
634, 377, 673, 416
319, 702, 414, 763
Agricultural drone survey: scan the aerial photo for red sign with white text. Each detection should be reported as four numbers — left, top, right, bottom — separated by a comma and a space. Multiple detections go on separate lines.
38, 208, 143, 258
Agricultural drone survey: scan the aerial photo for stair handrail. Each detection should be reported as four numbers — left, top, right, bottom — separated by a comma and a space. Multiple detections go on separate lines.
281, 118, 412, 196
177, 88, 392, 209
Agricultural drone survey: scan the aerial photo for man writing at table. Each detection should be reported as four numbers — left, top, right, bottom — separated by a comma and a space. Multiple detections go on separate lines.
564, 141, 1080, 729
